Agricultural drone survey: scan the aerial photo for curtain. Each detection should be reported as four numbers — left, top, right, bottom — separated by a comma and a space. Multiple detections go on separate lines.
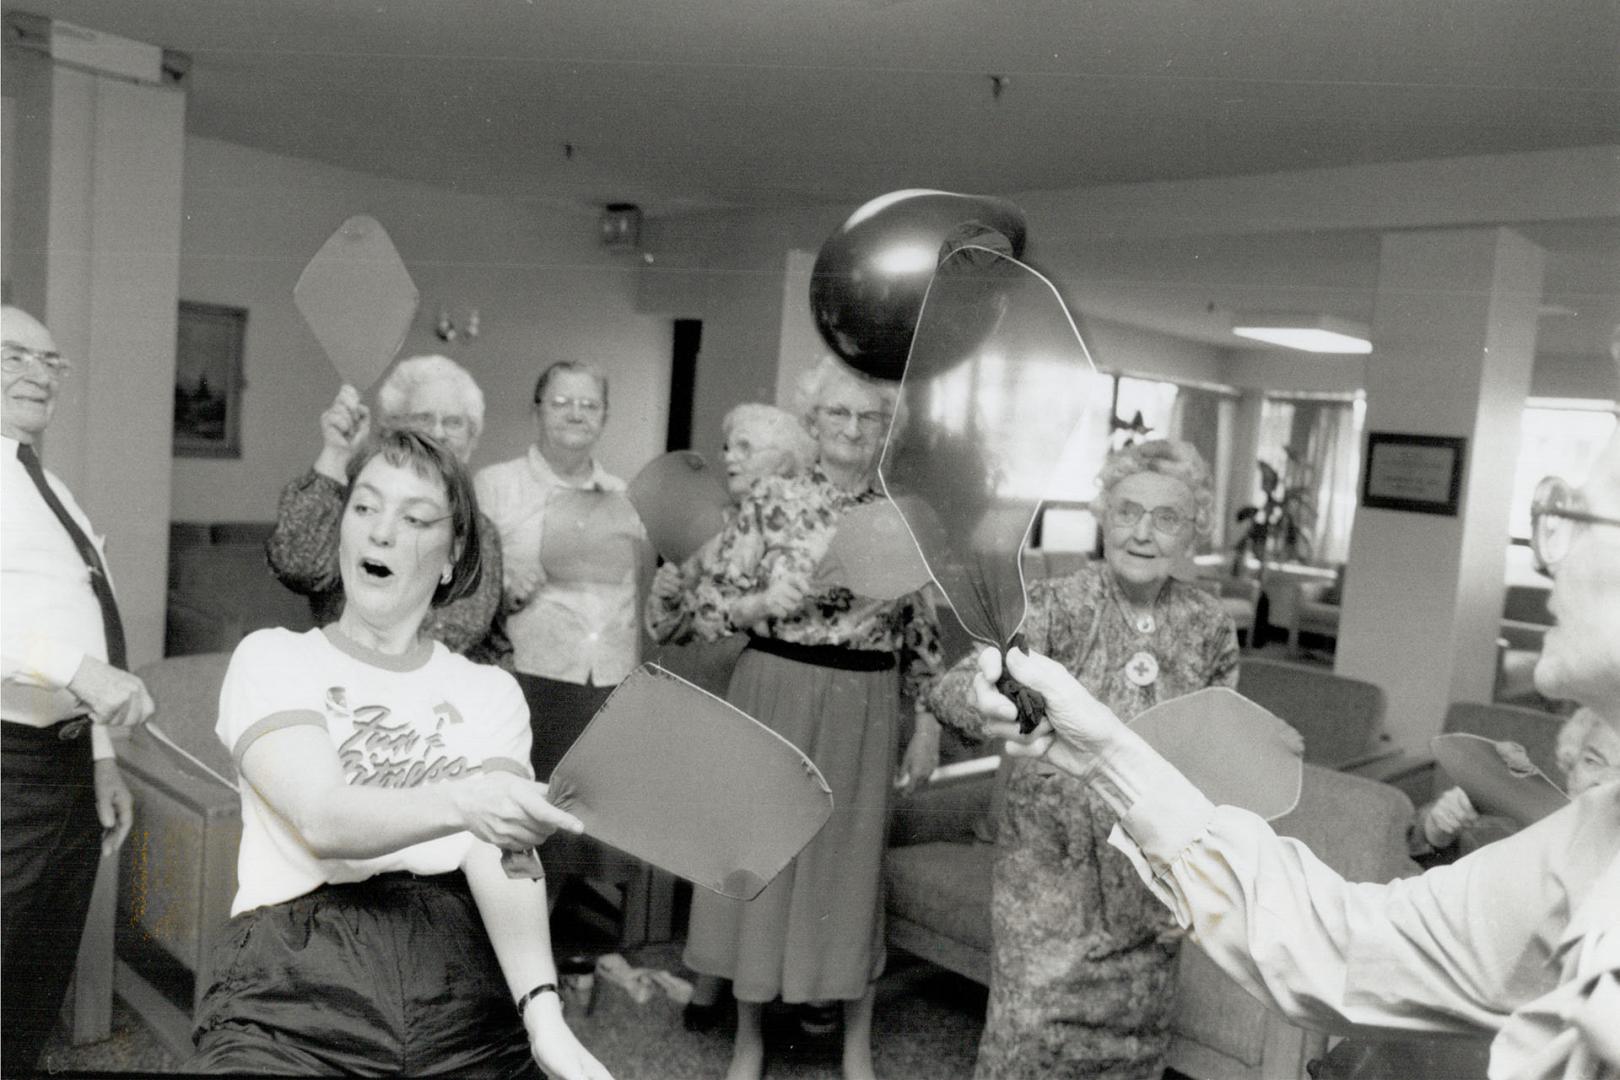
1295, 401, 1360, 565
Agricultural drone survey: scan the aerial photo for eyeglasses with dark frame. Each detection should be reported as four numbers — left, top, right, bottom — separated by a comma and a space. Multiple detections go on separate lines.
1530, 475, 1620, 576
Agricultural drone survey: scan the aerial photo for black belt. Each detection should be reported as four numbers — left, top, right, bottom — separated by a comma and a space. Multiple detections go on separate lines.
745, 634, 896, 672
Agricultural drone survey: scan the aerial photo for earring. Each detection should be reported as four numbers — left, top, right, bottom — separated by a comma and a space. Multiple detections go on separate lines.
440, 566, 453, 585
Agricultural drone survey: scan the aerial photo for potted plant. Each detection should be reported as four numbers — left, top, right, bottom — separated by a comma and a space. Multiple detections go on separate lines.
1230, 452, 1317, 641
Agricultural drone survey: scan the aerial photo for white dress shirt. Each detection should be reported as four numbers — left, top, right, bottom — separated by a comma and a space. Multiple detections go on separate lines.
2, 435, 116, 759
1093, 725, 1618, 1080
475, 446, 649, 684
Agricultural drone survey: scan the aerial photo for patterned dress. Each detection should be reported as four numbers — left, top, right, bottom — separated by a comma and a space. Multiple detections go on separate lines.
265, 470, 509, 665
678, 466, 945, 1003
929, 560, 1238, 1080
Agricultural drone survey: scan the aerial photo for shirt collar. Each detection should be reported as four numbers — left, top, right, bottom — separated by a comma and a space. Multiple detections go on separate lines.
526, 444, 622, 492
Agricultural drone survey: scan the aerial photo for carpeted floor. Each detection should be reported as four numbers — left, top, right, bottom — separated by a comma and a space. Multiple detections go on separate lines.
36, 941, 990, 1079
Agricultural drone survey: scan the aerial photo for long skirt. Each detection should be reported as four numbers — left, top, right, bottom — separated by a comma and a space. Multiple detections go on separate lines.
683, 647, 899, 1004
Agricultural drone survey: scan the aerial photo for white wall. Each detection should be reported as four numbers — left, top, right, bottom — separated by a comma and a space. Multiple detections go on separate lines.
172, 137, 670, 522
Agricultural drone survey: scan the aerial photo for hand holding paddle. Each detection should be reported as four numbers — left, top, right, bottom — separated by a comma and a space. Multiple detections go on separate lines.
314, 384, 372, 481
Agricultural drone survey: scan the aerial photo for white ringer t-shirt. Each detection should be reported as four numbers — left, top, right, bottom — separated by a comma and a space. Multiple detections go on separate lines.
217, 626, 533, 916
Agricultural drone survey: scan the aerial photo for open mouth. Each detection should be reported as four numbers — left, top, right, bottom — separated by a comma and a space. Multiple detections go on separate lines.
359, 557, 394, 580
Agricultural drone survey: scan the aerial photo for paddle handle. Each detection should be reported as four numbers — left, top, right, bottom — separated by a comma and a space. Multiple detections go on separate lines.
997, 632, 1048, 735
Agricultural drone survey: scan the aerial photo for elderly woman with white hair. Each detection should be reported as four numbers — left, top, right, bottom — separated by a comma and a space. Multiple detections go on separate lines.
926, 438, 1238, 1080
645, 402, 817, 648
682, 358, 945, 1080
267, 355, 506, 662
1411, 703, 1620, 861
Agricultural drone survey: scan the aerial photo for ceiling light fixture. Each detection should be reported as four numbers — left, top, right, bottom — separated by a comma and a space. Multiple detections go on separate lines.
1231, 312, 1372, 354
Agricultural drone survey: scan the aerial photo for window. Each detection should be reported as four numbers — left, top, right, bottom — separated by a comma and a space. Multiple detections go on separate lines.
1037, 372, 1235, 552
1250, 392, 1365, 566
1508, 399, 1618, 540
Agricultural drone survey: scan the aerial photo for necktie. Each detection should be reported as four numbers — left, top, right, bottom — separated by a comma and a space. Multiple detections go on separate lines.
15, 442, 127, 670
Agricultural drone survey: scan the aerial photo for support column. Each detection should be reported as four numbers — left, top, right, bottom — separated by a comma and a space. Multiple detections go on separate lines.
2, 44, 185, 669
1336, 228, 1543, 750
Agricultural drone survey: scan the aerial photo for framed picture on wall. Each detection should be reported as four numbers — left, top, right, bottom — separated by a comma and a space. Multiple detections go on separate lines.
173, 300, 247, 458
1360, 431, 1466, 516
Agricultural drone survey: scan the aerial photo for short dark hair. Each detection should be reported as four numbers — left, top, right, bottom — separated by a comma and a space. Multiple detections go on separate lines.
532, 360, 609, 411
343, 427, 483, 607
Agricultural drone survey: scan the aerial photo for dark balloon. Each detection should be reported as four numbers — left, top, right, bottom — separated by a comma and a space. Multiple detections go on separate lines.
810, 189, 1027, 381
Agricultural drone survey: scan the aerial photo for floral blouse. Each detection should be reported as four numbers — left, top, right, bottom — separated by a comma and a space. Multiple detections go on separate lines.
264, 470, 510, 666
671, 467, 945, 703
927, 559, 1239, 738
645, 531, 727, 647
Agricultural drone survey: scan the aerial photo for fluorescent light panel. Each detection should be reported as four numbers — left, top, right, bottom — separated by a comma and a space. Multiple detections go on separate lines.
1231, 313, 1372, 354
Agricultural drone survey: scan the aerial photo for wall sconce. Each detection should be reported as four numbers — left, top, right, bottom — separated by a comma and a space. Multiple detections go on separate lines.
1231, 312, 1372, 354
434, 307, 480, 344
599, 203, 643, 249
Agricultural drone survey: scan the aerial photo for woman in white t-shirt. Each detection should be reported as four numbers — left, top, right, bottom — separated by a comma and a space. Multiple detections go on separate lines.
189, 428, 610, 1079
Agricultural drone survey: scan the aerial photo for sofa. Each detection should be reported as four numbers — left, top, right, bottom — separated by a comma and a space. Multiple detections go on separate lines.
885, 759, 1419, 1080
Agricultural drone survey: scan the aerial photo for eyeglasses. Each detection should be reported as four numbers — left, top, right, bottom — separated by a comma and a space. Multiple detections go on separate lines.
1, 345, 72, 380
1530, 475, 1620, 576
402, 411, 470, 435
817, 405, 890, 432
1110, 499, 1190, 535
539, 394, 605, 416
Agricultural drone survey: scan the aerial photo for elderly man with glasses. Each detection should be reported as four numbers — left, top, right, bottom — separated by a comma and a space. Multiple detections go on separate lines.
963, 425, 1620, 1078
1, 306, 148, 1072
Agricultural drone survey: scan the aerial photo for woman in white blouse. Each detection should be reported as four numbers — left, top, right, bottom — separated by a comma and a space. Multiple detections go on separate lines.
474, 361, 652, 893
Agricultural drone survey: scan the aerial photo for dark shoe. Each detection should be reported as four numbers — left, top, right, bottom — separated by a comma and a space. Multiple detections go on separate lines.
797, 1001, 839, 1036
683, 999, 729, 1033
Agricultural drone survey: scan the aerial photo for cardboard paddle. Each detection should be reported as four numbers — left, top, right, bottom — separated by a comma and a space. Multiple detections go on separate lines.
814, 499, 934, 600
626, 451, 732, 564
294, 214, 420, 390
1128, 687, 1304, 821
542, 664, 834, 900
1431, 732, 1569, 827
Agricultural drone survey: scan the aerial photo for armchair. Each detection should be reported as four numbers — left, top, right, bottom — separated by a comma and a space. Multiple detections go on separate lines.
884, 762, 1419, 1080
1236, 657, 1396, 771
114, 652, 239, 1056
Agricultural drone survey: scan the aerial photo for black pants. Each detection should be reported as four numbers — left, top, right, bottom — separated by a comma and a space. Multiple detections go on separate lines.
513, 674, 638, 881
1, 720, 102, 1075
189, 873, 541, 1077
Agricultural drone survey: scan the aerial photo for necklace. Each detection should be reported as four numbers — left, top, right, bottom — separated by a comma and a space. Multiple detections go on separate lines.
1120, 593, 1157, 636
1116, 584, 1162, 687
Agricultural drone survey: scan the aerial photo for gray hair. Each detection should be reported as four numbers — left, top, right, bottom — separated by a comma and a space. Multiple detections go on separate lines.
1555, 707, 1601, 779
376, 354, 485, 440
1094, 438, 1217, 537
793, 355, 900, 429
722, 402, 818, 476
